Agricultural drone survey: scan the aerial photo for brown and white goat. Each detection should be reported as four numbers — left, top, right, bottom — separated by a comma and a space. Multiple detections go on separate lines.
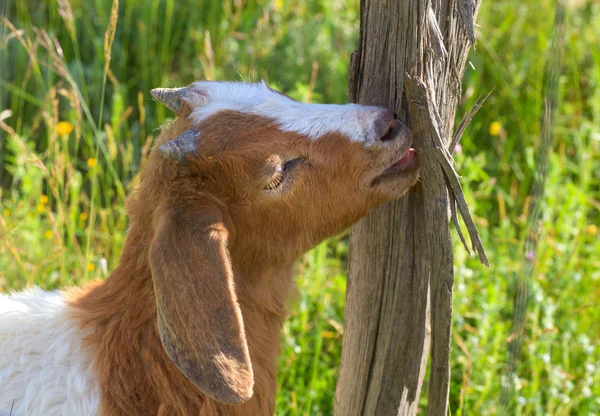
0, 81, 419, 415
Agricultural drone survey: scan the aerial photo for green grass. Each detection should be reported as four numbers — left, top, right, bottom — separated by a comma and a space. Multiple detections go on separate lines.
1, 0, 599, 414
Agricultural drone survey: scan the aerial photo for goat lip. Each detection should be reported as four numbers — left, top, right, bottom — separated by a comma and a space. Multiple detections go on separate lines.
369, 148, 418, 187
388, 148, 416, 171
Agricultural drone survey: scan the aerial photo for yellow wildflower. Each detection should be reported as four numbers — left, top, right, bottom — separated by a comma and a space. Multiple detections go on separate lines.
274, 0, 283, 11
489, 121, 502, 136
587, 224, 598, 236
2, 209, 10, 217
87, 158, 97, 169
87, 263, 96, 272
45, 230, 53, 239
37, 204, 45, 213
40, 195, 49, 204
56, 121, 74, 136
79, 212, 88, 221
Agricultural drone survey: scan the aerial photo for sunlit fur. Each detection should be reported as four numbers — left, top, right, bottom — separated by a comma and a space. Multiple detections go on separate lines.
0, 289, 100, 415
0, 82, 419, 416
186, 81, 391, 144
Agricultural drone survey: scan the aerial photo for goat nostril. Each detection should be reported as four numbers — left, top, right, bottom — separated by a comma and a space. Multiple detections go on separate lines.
379, 119, 399, 142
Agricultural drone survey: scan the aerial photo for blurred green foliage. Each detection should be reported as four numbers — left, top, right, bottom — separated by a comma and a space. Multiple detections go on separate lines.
0, 0, 598, 414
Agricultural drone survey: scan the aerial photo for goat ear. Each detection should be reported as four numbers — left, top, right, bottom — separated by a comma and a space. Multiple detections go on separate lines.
149, 201, 253, 404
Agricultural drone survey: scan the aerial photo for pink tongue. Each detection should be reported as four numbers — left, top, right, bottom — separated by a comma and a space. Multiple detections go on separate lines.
392, 148, 415, 168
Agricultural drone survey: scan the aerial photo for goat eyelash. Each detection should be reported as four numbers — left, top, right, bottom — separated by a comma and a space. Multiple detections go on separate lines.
264, 158, 304, 190
265, 173, 284, 190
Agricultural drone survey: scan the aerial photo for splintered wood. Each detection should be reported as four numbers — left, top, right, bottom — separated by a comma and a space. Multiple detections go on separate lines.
335, 1, 487, 415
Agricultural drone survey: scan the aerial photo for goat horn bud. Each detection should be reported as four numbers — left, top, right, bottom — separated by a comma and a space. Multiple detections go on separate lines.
150, 87, 187, 113
158, 130, 200, 163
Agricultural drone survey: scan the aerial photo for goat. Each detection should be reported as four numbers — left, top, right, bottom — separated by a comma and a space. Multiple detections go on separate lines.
0, 81, 419, 415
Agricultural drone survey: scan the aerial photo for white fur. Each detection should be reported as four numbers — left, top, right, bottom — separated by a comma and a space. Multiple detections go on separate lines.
187, 81, 388, 144
0, 289, 100, 416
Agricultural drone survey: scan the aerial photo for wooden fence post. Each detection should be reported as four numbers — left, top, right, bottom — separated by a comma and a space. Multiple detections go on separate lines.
334, 1, 488, 415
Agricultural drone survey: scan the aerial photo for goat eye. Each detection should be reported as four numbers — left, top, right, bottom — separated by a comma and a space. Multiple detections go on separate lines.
264, 158, 303, 190
282, 158, 303, 172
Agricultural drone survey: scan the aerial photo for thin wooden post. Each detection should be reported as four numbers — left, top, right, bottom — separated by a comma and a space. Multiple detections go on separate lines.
335, 1, 488, 415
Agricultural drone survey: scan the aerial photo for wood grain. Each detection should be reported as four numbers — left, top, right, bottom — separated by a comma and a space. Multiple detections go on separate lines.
335, 1, 485, 415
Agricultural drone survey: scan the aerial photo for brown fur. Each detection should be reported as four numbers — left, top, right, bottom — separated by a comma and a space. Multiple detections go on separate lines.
68, 106, 419, 415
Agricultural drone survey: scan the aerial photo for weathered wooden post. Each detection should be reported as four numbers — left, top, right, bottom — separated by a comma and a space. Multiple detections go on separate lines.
335, 1, 488, 415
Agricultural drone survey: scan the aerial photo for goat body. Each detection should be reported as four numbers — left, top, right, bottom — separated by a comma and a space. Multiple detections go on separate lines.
0, 289, 100, 415
0, 81, 419, 415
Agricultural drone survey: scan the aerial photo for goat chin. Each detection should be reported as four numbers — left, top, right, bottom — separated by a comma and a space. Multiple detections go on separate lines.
0, 81, 418, 416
